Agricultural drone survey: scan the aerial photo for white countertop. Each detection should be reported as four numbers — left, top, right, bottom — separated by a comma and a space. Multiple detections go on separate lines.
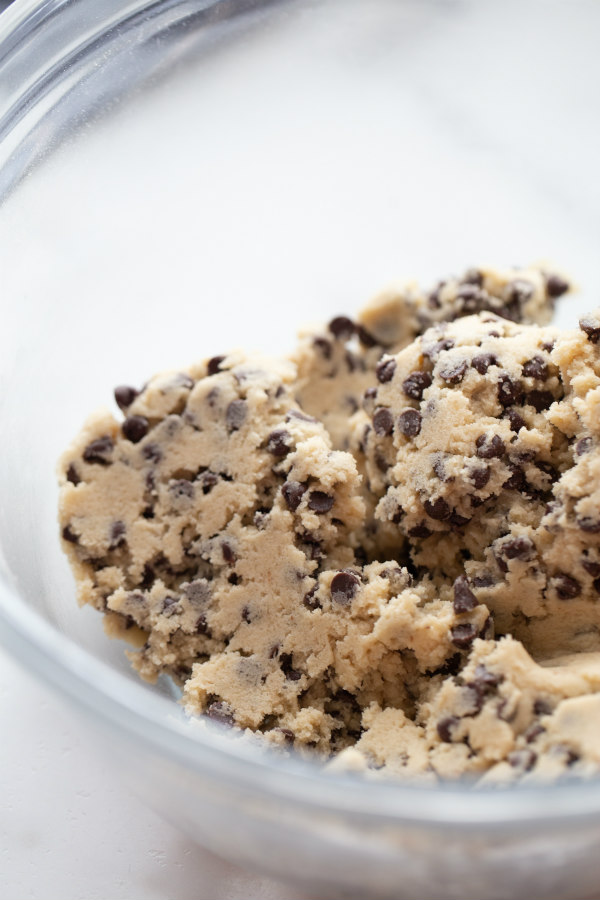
0, 647, 307, 900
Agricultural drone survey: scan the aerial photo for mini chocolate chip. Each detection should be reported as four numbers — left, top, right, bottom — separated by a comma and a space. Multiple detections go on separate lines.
579, 315, 600, 343
241, 605, 251, 623
423, 496, 451, 521
437, 716, 460, 743
534, 698, 553, 716
207, 356, 225, 375
508, 749, 537, 771
328, 315, 355, 339
161, 596, 180, 616
470, 465, 491, 489
228, 573, 240, 585
140, 564, 155, 589
522, 356, 549, 380
221, 541, 236, 565
554, 573, 581, 599
450, 623, 478, 648
109, 520, 126, 549
303, 585, 320, 610
462, 268, 484, 287
313, 337, 332, 359
449, 512, 470, 529
198, 471, 219, 494
373, 407, 394, 436
475, 433, 505, 459
226, 399, 247, 431
280, 653, 302, 681
432, 457, 447, 481
473, 573, 495, 587
286, 409, 318, 424
398, 408, 422, 437
196, 614, 210, 635
331, 571, 360, 605
546, 274, 569, 298
438, 358, 468, 384
376, 358, 397, 383
142, 506, 154, 519
576, 436, 593, 456
473, 664, 503, 690
169, 479, 194, 500
66, 463, 80, 485
422, 339, 455, 361
302, 538, 323, 560
62, 524, 78, 543
502, 536, 534, 561
471, 353, 498, 375
527, 390, 554, 412
141, 442, 162, 463
308, 491, 334, 514
282, 481, 307, 511
206, 701, 235, 726
479, 614, 494, 640
356, 325, 378, 347
503, 464, 526, 492
498, 375, 523, 407
391, 506, 404, 524
114, 385, 139, 411
83, 435, 114, 464
582, 558, 600, 577
505, 408, 525, 433
525, 723, 545, 743
453, 575, 479, 613
402, 371, 432, 400
408, 522, 432, 538
456, 283, 487, 311
267, 429, 291, 458
577, 517, 600, 533
123, 415, 149, 443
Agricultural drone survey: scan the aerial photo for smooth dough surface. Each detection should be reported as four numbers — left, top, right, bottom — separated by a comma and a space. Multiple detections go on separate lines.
58, 264, 600, 785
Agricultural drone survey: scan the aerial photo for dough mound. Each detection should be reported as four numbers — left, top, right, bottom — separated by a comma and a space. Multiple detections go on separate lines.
58, 265, 600, 785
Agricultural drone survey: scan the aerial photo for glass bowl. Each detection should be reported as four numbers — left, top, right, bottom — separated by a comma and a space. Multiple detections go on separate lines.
1, 2, 600, 898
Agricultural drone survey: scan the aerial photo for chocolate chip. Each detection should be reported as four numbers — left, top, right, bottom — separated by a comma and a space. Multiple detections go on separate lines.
207, 356, 225, 375
533, 698, 552, 716
438, 358, 468, 384
522, 356, 549, 380
196, 614, 210, 635
408, 522, 432, 538
313, 337, 332, 359
577, 517, 600, 533
169, 479, 194, 500
527, 390, 554, 412
141, 442, 162, 463
525, 723, 545, 743
122, 415, 149, 443
470, 465, 491, 489
554, 573, 581, 599
456, 283, 487, 311
502, 536, 534, 561
546, 274, 569, 298
450, 623, 477, 648
475, 433, 505, 459
423, 339, 455, 361
328, 316, 355, 339
473, 664, 503, 690
582, 558, 600, 577
356, 325, 378, 347
453, 575, 479, 613
282, 481, 307, 511
505, 408, 525, 433
507, 279, 534, 305
462, 268, 483, 287
140, 564, 155, 589
449, 512, 470, 529
579, 315, 600, 343
373, 407, 394, 436
331, 571, 360, 605
498, 375, 523, 407
280, 653, 302, 681
503, 464, 526, 492
221, 541, 236, 565
303, 585, 321, 610
66, 463, 80, 485
62, 524, 78, 543
423, 496, 451, 521
109, 520, 126, 549
437, 716, 460, 743
267, 429, 292, 458
286, 409, 318, 424
398, 408, 422, 437
508, 749, 537, 771
376, 358, 397, 384
471, 353, 498, 375
575, 437, 593, 456
402, 371, 432, 400
226, 399, 247, 431
241, 605, 251, 623
198, 471, 219, 494
83, 435, 114, 464
308, 491, 334, 514
114, 385, 139, 411
206, 701, 235, 726
472, 573, 495, 587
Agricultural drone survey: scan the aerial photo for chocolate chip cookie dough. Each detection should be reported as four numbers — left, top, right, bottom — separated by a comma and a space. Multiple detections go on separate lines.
58, 264, 600, 784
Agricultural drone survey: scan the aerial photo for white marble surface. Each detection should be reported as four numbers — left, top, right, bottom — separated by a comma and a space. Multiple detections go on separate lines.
0, 646, 307, 900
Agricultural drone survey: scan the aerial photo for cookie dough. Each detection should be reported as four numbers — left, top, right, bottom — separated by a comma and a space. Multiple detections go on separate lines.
58, 263, 600, 786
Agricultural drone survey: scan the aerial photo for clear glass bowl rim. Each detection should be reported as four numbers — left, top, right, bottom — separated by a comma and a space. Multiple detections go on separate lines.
2, 0, 600, 829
